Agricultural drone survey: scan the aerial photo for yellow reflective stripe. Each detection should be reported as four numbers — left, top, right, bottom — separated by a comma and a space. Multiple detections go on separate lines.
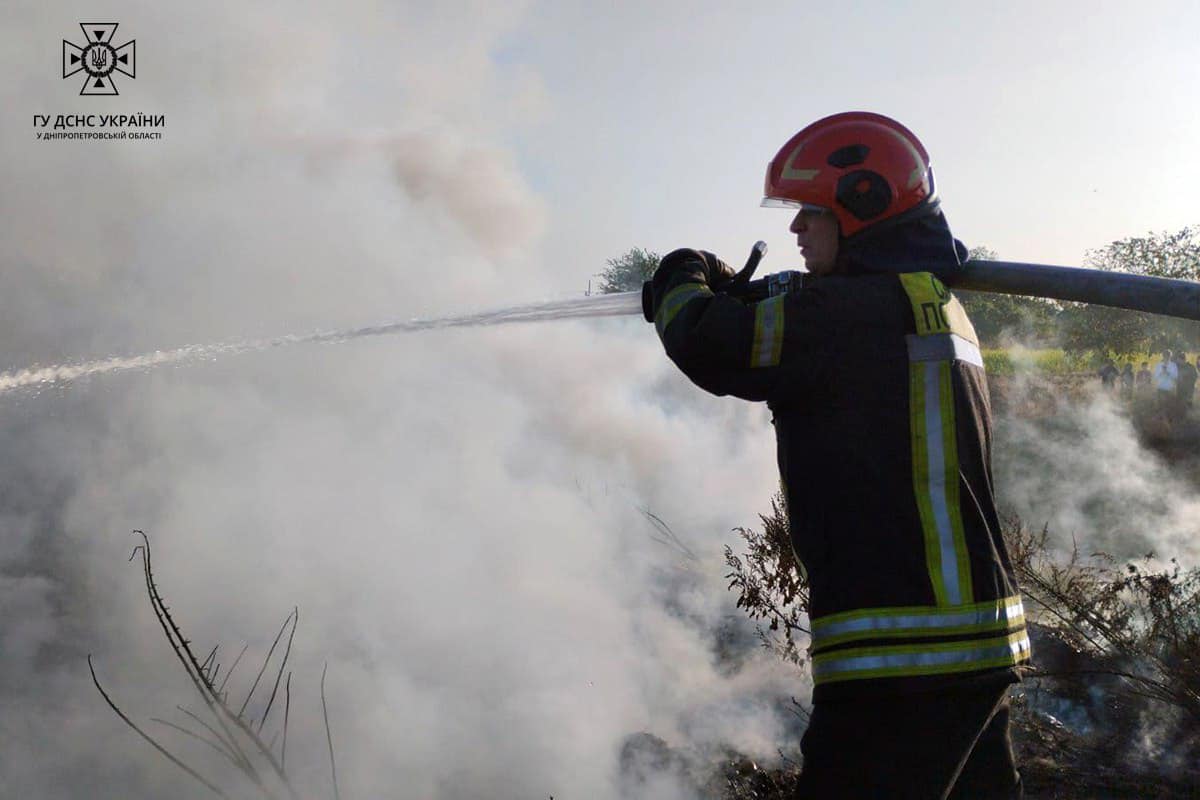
910, 360, 973, 606
910, 361, 947, 605
811, 597, 1027, 633
939, 360, 974, 603
750, 296, 786, 367
654, 283, 711, 336
811, 596, 1024, 649
898, 272, 979, 345
811, 630, 1032, 684
901, 272, 976, 606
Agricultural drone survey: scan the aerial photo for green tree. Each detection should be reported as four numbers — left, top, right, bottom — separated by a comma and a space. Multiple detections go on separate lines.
595, 247, 660, 294
1060, 226, 1200, 356
956, 246, 1059, 347
1092, 226, 1200, 281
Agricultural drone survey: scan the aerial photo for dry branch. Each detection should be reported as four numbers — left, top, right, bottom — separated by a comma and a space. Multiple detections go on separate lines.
93, 531, 344, 800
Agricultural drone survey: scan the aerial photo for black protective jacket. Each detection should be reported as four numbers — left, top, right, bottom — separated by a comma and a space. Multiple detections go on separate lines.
652, 208, 1031, 702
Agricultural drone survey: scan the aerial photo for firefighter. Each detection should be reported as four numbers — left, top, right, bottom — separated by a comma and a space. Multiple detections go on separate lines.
648, 112, 1031, 799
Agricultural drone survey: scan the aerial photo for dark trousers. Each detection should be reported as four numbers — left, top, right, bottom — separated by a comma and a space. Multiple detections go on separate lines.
794, 682, 1022, 799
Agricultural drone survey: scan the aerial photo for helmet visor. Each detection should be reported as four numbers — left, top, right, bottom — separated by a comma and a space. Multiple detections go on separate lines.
761, 197, 831, 214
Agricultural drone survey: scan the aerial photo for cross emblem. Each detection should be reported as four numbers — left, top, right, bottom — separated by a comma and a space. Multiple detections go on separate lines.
63, 23, 136, 96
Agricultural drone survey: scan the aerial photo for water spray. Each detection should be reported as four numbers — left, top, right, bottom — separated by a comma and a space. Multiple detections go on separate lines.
0, 294, 642, 395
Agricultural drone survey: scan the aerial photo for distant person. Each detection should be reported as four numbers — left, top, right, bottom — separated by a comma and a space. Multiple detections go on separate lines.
1098, 359, 1118, 390
1097, 359, 1118, 389
1175, 352, 1197, 413
1120, 363, 1134, 400
1153, 349, 1179, 416
1136, 362, 1152, 393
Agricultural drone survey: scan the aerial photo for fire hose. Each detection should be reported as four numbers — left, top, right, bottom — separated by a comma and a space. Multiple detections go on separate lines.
640, 242, 1200, 323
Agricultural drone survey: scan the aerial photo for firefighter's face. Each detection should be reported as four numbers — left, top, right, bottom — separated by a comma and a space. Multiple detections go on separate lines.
790, 208, 840, 275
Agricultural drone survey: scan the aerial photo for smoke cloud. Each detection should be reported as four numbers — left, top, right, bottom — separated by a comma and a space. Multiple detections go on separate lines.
992, 366, 1200, 566
1, 4, 794, 798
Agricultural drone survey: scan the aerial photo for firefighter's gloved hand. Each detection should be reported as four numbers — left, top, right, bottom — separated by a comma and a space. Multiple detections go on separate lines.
654, 248, 736, 289
697, 250, 736, 289
649, 248, 735, 322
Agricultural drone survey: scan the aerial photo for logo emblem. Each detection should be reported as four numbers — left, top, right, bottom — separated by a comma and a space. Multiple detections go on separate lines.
63, 23, 135, 95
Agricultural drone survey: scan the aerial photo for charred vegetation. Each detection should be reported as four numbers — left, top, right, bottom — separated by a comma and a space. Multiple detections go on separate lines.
90, 532, 340, 800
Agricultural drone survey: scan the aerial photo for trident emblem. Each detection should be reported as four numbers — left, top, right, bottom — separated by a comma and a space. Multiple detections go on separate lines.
63, 23, 136, 96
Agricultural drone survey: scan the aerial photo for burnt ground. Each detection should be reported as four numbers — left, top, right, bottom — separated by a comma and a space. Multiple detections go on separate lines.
1016, 722, 1200, 799
618, 703, 1200, 799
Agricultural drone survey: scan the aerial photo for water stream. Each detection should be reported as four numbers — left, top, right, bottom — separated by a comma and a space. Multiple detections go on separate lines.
0, 291, 644, 395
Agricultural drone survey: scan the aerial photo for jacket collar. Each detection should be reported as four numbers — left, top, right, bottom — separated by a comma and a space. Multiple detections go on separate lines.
834, 200, 968, 285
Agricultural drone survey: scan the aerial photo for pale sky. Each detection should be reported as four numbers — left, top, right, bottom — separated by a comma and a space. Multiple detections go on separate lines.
13, 2, 1196, 298
3, 3, 1199, 798
503, 1, 1200, 285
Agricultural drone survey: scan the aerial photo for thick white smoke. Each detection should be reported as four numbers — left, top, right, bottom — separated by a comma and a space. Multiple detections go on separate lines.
993, 366, 1200, 566
1, 3, 796, 799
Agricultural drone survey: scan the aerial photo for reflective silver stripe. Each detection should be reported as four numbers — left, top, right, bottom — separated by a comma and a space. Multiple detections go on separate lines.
906, 333, 983, 368
811, 597, 1025, 645
812, 632, 1032, 683
750, 296, 785, 367
923, 361, 962, 606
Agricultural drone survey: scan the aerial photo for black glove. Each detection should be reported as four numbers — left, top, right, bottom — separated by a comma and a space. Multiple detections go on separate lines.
648, 248, 735, 323
699, 251, 737, 290
654, 248, 736, 289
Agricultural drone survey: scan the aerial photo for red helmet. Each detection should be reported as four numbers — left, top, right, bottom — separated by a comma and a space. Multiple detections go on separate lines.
762, 112, 935, 238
